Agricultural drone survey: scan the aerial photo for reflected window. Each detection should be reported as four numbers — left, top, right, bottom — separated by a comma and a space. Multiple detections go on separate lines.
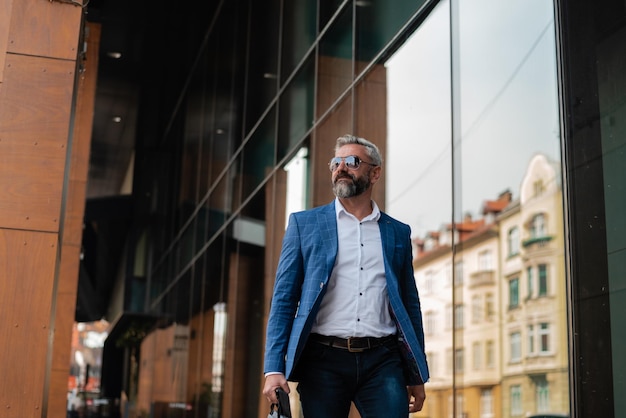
508, 227, 520, 256
480, 388, 494, 418
428, 351, 437, 376
284, 147, 309, 228
510, 331, 521, 363
455, 348, 464, 373
536, 377, 550, 412
527, 266, 534, 299
455, 394, 465, 418
510, 385, 522, 416
539, 322, 550, 353
485, 293, 494, 319
478, 250, 492, 270
486, 340, 495, 368
425, 311, 436, 336
538, 264, 548, 296
472, 295, 481, 323
211, 302, 228, 393
509, 277, 519, 309
454, 260, 464, 285
454, 304, 464, 329
530, 213, 547, 238
528, 324, 535, 355
473, 341, 482, 370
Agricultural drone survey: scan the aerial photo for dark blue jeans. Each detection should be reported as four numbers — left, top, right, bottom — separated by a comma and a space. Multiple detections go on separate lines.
296, 338, 408, 418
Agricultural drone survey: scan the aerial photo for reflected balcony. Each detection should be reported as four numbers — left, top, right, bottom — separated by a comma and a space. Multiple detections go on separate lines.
522, 235, 554, 249
469, 270, 495, 288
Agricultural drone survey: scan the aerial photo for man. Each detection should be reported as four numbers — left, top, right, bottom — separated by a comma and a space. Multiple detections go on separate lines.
263, 134, 429, 417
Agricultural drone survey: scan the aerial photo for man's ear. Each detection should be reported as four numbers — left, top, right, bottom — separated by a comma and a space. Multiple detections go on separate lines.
369, 165, 382, 185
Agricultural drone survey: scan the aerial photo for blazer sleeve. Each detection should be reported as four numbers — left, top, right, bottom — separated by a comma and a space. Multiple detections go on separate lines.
400, 226, 426, 351
263, 212, 305, 374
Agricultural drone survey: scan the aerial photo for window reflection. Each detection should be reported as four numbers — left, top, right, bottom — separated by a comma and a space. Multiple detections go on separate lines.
383, 0, 567, 417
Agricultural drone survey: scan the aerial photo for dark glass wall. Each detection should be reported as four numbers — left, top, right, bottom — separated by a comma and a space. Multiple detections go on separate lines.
113, 0, 626, 417
556, 0, 626, 416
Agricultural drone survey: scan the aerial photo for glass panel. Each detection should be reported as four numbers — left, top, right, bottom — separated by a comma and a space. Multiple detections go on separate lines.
313, 94, 353, 206
452, 0, 567, 417
559, 2, 626, 413
198, 48, 215, 200
181, 66, 205, 210
379, 5, 453, 418
596, 23, 626, 416
281, 0, 317, 83
205, 153, 239, 236
277, 57, 315, 161
319, 0, 345, 32
317, 6, 353, 112
284, 147, 309, 222
241, 108, 277, 199
179, 218, 196, 269
244, 0, 280, 133
374, 0, 567, 416
355, 0, 430, 75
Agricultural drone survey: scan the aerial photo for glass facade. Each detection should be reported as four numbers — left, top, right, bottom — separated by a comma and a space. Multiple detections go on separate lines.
99, 0, 626, 417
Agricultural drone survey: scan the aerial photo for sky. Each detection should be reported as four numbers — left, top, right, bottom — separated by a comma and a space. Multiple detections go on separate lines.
384, 0, 561, 238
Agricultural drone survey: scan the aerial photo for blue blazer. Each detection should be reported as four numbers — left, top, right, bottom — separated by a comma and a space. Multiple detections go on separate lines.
264, 201, 429, 385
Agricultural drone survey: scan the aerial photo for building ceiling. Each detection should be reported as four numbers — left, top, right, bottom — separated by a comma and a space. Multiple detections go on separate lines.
84, 0, 146, 199
75, 0, 148, 322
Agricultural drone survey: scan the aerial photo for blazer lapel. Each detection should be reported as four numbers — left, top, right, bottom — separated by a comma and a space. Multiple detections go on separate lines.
378, 214, 396, 269
318, 202, 338, 276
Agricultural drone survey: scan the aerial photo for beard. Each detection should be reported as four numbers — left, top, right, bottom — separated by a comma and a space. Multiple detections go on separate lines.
332, 171, 371, 198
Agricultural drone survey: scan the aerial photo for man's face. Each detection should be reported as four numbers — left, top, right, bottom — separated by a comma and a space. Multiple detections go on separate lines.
331, 144, 377, 198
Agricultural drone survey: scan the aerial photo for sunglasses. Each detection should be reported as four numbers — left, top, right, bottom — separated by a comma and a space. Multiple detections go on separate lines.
328, 155, 378, 172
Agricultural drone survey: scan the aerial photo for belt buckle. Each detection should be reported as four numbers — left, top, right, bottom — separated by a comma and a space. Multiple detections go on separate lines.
347, 337, 368, 353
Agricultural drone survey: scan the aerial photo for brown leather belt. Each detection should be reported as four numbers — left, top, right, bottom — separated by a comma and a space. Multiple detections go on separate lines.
309, 333, 396, 352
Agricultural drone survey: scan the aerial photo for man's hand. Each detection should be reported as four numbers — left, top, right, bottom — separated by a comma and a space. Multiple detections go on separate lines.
263, 373, 290, 404
408, 384, 426, 413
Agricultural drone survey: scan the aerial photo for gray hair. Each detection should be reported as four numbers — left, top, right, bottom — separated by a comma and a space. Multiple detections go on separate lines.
335, 134, 383, 166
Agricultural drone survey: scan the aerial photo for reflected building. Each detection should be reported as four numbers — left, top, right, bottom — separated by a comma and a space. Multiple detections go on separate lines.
499, 154, 569, 417
414, 193, 506, 417
413, 155, 568, 417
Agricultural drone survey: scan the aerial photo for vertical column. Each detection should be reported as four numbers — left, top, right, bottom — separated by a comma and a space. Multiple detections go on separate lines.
0, 0, 87, 417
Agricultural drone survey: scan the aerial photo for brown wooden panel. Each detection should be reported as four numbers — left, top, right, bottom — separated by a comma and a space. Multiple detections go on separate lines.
58, 244, 80, 295
47, 369, 70, 418
312, 97, 353, 208
0, 0, 14, 83
63, 180, 87, 246
64, 211, 85, 248
224, 253, 261, 418
7, 0, 82, 60
186, 310, 215, 399
70, 22, 99, 182
0, 229, 57, 414
0, 53, 75, 232
355, 64, 388, 210
51, 291, 76, 371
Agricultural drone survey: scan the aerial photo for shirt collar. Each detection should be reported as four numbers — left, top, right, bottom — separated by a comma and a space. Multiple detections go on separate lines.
334, 197, 381, 222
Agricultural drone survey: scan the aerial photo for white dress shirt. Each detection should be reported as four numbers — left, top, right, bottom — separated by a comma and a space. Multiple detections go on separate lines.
310, 199, 397, 338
